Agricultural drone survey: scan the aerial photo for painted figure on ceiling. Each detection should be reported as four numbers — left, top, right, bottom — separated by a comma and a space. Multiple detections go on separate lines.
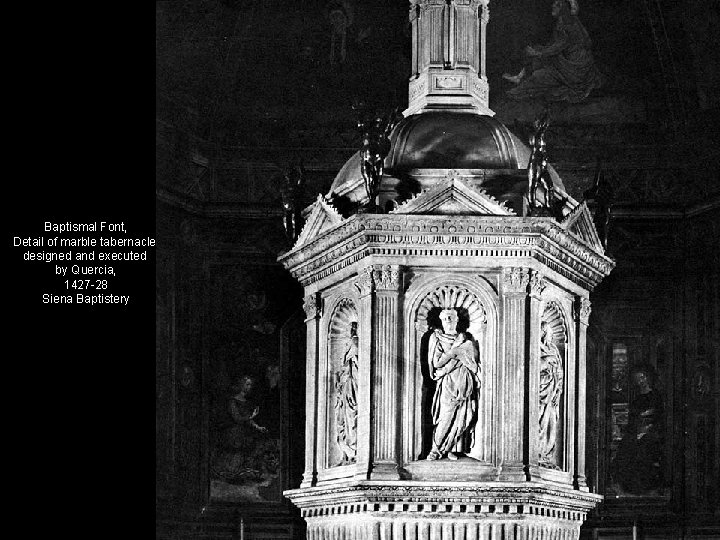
426, 309, 481, 460
503, 0, 602, 103
335, 321, 359, 464
538, 321, 564, 466
611, 367, 665, 495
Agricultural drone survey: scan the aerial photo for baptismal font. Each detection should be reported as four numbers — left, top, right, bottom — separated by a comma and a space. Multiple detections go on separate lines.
279, 2, 614, 538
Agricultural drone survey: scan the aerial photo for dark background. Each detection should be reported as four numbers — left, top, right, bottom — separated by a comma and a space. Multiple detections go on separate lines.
5, 2, 154, 536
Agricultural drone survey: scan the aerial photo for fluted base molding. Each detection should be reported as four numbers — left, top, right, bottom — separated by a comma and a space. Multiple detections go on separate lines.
286, 482, 601, 540
307, 517, 578, 540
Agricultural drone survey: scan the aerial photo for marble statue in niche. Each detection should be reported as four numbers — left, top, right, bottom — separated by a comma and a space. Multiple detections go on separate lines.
502, 0, 602, 103
334, 321, 359, 464
426, 309, 481, 461
538, 320, 564, 467
610, 367, 665, 495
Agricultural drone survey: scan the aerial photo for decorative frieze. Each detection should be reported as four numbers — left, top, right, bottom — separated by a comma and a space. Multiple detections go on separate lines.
279, 214, 614, 290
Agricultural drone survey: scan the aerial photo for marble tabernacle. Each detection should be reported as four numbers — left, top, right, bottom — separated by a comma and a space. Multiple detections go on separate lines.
278, 2, 615, 539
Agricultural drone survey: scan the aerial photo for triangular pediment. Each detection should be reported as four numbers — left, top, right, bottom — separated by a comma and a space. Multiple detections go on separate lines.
391, 178, 515, 216
292, 195, 344, 250
560, 201, 604, 253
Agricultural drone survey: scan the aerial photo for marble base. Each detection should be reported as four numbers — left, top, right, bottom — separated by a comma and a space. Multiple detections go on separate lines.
286, 482, 602, 540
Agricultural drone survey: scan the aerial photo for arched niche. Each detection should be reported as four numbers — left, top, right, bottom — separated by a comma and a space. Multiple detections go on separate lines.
539, 300, 569, 469
403, 276, 499, 465
325, 298, 359, 469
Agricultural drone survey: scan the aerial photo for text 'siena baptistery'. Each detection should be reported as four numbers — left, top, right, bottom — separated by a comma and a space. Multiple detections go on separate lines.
279, 2, 614, 539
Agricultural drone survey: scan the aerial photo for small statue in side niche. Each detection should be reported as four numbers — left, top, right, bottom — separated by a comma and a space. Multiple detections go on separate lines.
356, 106, 401, 212
538, 321, 564, 467
583, 157, 614, 250
280, 160, 306, 244
503, 0, 602, 103
610, 367, 665, 495
426, 309, 481, 461
335, 321, 359, 464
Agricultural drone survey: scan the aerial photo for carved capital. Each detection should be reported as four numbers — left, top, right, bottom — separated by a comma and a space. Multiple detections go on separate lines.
528, 270, 547, 299
479, 1, 490, 23
503, 267, 530, 294
373, 265, 402, 291
303, 292, 323, 321
575, 297, 592, 325
354, 266, 375, 297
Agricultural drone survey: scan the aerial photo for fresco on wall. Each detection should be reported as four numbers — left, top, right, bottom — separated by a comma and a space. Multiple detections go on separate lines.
607, 352, 667, 497
207, 266, 300, 502
489, 0, 667, 125
155, 255, 174, 493
210, 373, 281, 501
502, 0, 603, 104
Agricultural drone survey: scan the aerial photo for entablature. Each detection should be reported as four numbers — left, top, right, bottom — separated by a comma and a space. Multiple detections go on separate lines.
285, 481, 602, 514
278, 214, 615, 290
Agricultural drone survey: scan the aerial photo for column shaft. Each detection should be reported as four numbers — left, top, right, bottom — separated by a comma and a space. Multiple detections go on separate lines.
574, 297, 591, 490
301, 293, 321, 487
354, 268, 374, 480
370, 265, 402, 478
499, 268, 529, 480
527, 271, 545, 478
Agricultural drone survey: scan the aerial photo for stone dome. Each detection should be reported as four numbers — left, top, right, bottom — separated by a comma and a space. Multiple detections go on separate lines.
385, 112, 521, 171
327, 111, 567, 209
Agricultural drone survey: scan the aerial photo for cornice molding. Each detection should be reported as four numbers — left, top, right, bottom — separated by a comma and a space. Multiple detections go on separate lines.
284, 481, 603, 512
278, 215, 615, 290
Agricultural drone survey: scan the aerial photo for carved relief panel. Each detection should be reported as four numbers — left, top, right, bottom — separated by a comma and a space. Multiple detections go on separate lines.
326, 298, 359, 468
539, 301, 568, 469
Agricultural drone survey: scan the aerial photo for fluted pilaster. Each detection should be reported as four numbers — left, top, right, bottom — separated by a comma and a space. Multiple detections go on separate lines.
499, 267, 530, 480
354, 267, 375, 479
370, 265, 403, 479
304, 516, 582, 540
573, 297, 592, 490
527, 270, 547, 479
302, 291, 323, 487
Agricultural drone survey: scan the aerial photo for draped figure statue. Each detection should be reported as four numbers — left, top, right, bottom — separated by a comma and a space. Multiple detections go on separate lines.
335, 322, 359, 463
538, 321, 564, 466
426, 309, 481, 460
